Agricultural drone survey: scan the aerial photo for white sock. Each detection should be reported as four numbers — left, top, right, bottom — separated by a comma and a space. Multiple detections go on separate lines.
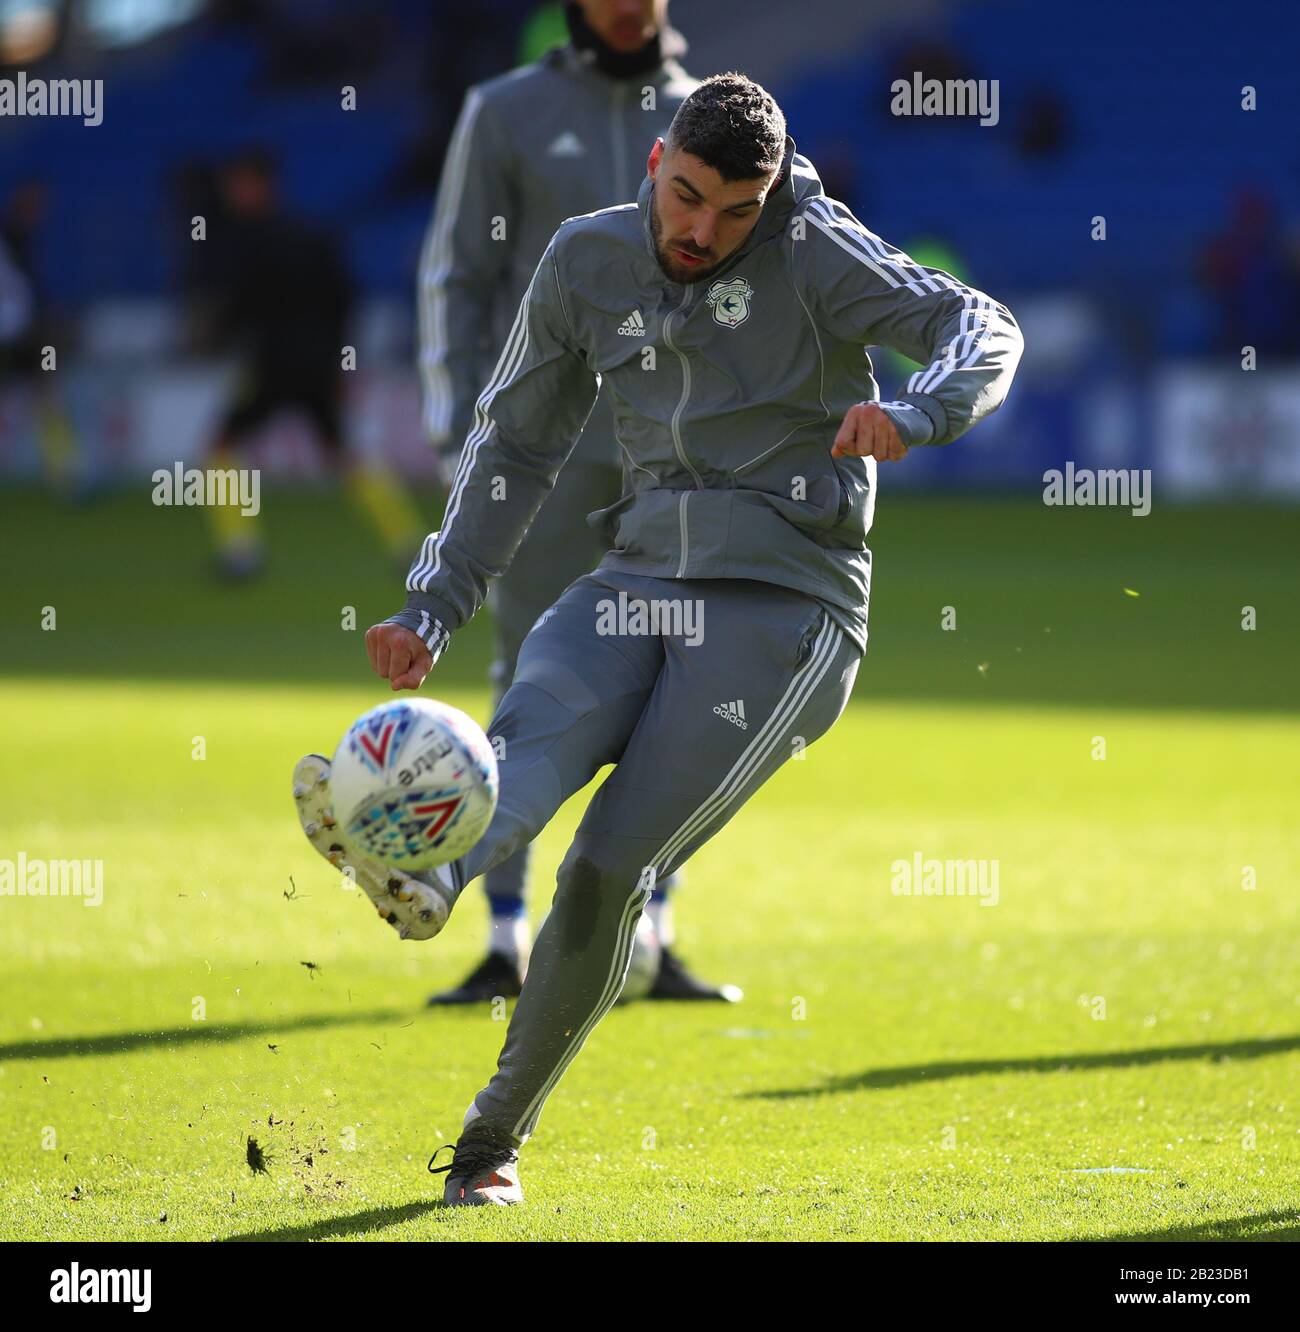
646, 896, 674, 949
489, 912, 530, 961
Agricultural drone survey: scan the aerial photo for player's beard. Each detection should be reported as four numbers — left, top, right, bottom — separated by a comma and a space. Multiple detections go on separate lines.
649, 196, 724, 284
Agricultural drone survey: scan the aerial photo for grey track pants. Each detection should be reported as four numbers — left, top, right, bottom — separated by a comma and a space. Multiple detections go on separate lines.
436, 566, 862, 1143
481, 460, 638, 902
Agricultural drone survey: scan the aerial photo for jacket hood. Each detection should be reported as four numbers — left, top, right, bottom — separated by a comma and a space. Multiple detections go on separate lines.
637, 136, 825, 280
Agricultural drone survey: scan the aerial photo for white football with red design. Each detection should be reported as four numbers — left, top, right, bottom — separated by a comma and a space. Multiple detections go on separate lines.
330, 698, 498, 873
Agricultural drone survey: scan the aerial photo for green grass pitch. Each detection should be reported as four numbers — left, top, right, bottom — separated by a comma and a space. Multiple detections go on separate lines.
0, 487, 1296, 1241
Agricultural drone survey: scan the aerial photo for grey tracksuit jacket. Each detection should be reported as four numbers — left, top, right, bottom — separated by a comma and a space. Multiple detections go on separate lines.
418, 42, 698, 472
397, 138, 1024, 658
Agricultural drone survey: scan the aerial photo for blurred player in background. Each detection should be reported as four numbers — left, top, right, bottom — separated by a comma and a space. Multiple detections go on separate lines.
0, 233, 29, 343
0, 181, 79, 494
418, 0, 738, 1004
203, 149, 423, 579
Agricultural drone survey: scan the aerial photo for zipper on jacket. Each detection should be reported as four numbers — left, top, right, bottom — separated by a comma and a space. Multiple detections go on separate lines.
662, 289, 703, 487
676, 492, 690, 577
662, 286, 701, 579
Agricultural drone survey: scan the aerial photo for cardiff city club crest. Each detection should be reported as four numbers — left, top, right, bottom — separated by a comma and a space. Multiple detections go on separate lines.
706, 277, 753, 328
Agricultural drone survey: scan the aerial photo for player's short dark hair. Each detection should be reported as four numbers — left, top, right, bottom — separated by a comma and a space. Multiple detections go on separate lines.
665, 73, 787, 181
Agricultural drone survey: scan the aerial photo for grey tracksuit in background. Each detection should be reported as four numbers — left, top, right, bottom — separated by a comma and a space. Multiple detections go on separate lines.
394, 138, 1022, 1141
417, 41, 698, 902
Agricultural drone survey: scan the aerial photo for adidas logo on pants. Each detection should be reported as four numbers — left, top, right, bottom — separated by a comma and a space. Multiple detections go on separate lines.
713, 699, 748, 729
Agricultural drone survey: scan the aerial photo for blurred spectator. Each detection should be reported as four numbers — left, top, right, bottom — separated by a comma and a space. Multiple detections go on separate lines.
1016, 87, 1070, 161
1198, 188, 1300, 357
880, 35, 975, 126
0, 232, 31, 345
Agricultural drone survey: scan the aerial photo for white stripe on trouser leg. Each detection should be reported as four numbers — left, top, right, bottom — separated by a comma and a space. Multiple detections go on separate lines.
512, 617, 843, 1139
512, 882, 650, 1140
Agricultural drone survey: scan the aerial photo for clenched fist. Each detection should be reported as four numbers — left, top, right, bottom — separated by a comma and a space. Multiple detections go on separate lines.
365, 622, 433, 691
831, 402, 908, 462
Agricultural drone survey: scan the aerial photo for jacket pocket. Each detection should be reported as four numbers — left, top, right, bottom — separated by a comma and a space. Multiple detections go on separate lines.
831, 457, 871, 528
585, 491, 637, 544
795, 609, 825, 668
749, 473, 842, 533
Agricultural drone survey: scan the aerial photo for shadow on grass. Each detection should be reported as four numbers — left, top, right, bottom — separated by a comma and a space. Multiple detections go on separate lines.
0, 1009, 407, 1062
225, 1199, 454, 1242
744, 1033, 1300, 1098
1083, 1207, 1300, 1242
